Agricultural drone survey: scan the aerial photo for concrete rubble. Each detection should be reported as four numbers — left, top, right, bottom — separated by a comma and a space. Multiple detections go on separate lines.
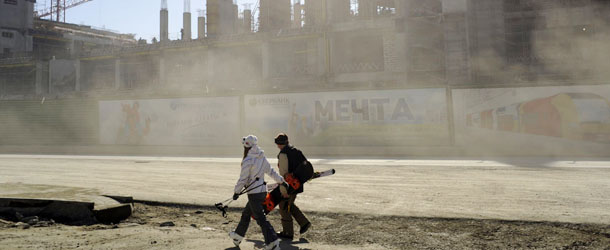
0, 197, 133, 226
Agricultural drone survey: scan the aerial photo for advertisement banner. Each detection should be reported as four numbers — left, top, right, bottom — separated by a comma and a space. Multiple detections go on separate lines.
453, 85, 610, 148
244, 89, 449, 146
99, 97, 240, 146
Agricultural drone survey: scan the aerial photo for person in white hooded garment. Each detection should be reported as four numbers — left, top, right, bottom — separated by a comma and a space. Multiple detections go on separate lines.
229, 135, 285, 250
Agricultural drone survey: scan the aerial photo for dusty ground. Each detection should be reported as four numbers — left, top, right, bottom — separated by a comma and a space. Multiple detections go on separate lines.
2, 155, 610, 225
2, 155, 610, 249
1, 202, 610, 250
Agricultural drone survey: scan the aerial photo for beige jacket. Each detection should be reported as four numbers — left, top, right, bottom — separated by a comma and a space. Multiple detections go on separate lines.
278, 153, 289, 195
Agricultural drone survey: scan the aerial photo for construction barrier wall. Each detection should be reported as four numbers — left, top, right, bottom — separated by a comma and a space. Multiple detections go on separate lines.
98, 97, 240, 146
243, 89, 449, 147
0, 99, 98, 145
1, 84, 610, 157
452, 84, 610, 157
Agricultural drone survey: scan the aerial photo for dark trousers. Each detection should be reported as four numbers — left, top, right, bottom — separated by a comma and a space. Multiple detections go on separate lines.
235, 192, 278, 244
279, 193, 309, 236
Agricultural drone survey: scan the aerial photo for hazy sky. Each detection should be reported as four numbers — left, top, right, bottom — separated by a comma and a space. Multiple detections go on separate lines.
55, 0, 258, 41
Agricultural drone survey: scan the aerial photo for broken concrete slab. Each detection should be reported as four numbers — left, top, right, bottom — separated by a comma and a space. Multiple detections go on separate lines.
94, 204, 132, 224
0, 183, 133, 225
0, 183, 122, 209
0, 198, 96, 225
102, 195, 134, 204
1, 197, 133, 225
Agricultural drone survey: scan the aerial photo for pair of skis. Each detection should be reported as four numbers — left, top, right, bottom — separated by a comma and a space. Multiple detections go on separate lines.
265, 168, 335, 191
215, 169, 336, 218
262, 169, 335, 215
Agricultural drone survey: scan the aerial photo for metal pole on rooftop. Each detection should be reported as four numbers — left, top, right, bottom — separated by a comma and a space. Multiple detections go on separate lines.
160, 0, 169, 42
56, 0, 60, 22
183, 0, 191, 40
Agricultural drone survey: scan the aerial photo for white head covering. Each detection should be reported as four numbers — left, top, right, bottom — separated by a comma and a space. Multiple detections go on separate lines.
242, 135, 258, 148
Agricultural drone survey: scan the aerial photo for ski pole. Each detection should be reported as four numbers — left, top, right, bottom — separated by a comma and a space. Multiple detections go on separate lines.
239, 181, 267, 195
214, 177, 262, 218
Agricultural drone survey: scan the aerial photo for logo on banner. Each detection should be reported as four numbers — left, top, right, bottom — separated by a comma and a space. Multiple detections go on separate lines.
249, 96, 290, 107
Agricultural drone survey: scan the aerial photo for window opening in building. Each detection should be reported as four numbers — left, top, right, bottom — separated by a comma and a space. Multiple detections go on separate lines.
1, 32, 14, 39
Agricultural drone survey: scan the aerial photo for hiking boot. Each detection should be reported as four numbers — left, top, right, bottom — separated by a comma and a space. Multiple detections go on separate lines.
276, 231, 293, 240
228, 231, 243, 247
264, 239, 281, 250
299, 222, 311, 234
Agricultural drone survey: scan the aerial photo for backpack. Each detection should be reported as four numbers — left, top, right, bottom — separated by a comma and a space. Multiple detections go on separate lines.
293, 159, 314, 184
280, 146, 314, 193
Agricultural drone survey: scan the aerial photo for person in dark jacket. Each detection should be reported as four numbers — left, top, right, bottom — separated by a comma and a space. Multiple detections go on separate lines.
274, 133, 311, 240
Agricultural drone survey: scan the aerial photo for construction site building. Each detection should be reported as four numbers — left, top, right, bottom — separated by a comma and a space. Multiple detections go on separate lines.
444, 0, 610, 85
182, 0, 192, 41
1, 0, 610, 100
0, 18, 135, 99
0, 0, 36, 56
258, 0, 291, 32
206, 0, 239, 37
160, 2, 169, 42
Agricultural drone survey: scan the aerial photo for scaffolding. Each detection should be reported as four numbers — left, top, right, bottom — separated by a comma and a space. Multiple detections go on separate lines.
35, 0, 94, 22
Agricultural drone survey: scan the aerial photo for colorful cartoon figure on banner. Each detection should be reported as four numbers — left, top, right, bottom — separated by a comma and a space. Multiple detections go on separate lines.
118, 101, 151, 144
465, 93, 610, 143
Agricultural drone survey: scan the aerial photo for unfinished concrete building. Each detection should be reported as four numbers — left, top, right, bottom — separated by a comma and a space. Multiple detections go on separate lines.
303, 0, 325, 27
2, 0, 610, 100
240, 9, 252, 33
198, 11, 206, 39
443, 0, 610, 85
182, 0, 192, 41
0, 17, 135, 99
327, 0, 351, 24
293, 1, 304, 28
206, 0, 239, 37
0, 0, 444, 98
0, 0, 35, 56
258, 0, 291, 32
160, 0, 169, 42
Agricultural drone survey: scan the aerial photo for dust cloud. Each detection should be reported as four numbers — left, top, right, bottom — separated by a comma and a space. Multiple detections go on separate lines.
454, 1, 610, 157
